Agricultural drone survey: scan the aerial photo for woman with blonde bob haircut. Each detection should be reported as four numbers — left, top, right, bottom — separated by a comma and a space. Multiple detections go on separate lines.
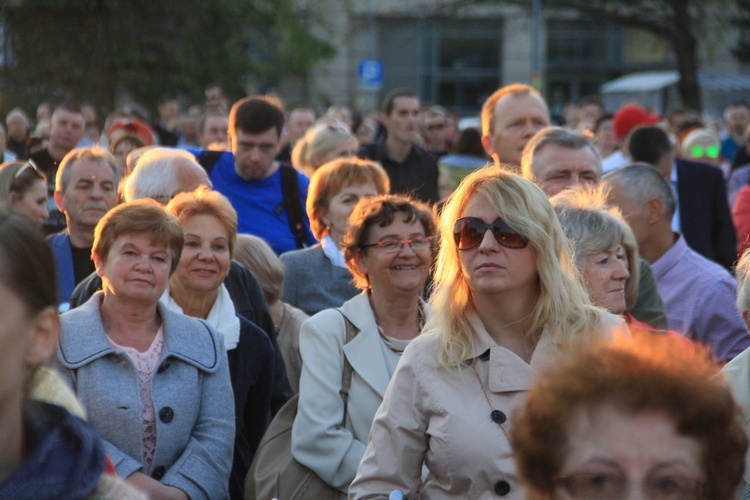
351, 168, 625, 498
281, 157, 390, 315
291, 120, 358, 176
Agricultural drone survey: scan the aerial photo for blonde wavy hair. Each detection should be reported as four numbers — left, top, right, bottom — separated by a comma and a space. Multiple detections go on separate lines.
430, 167, 603, 368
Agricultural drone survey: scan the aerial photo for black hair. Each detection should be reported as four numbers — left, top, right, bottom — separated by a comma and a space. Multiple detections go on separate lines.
229, 96, 284, 137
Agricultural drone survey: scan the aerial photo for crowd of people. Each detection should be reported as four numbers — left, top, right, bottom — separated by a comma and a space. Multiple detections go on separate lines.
2, 81, 750, 499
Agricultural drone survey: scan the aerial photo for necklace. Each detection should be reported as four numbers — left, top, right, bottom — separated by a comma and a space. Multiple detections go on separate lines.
376, 303, 425, 354
471, 356, 511, 442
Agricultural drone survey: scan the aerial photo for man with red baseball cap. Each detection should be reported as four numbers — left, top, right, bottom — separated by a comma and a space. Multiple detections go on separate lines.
602, 104, 661, 173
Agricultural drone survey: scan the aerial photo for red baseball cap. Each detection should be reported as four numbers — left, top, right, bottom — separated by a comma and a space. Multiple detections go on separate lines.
107, 118, 155, 146
613, 104, 661, 140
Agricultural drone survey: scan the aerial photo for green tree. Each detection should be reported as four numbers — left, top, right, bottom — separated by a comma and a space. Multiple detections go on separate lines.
0, 0, 334, 115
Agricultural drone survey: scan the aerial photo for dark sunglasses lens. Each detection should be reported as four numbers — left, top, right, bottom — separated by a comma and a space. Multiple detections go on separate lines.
491, 220, 528, 249
454, 218, 485, 249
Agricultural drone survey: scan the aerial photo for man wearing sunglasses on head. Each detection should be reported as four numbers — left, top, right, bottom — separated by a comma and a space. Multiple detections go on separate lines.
521, 126, 668, 330
627, 126, 736, 271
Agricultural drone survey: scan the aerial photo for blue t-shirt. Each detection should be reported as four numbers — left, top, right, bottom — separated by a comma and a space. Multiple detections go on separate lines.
192, 150, 317, 255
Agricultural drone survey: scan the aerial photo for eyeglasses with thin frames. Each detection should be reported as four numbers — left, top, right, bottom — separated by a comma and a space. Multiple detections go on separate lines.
360, 235, 434, 254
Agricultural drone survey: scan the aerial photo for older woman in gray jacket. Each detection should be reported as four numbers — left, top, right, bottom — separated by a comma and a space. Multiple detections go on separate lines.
56, 199, 234, 500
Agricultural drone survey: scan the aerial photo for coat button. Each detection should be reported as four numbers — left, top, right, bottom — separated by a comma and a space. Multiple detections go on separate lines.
152, 466, 166, 479
491, 410, 507, 424
159, 407, 174, 423
494, 480, 510, 496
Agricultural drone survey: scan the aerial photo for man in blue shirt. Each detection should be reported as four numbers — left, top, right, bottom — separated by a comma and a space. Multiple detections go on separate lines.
195, 96, 316, 255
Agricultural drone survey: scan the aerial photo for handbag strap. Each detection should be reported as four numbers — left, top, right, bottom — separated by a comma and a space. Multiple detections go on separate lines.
337, 309, 359, 426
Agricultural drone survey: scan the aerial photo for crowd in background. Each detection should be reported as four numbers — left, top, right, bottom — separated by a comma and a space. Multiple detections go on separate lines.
3, 81, 750, 499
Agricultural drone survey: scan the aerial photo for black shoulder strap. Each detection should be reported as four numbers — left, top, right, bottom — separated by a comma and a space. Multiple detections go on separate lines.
196, 150, 224, 174
279, 164, 307, 249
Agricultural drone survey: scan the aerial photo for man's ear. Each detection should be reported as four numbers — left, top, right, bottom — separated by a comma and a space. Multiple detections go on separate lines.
25, 307, 59, 367
53, 190, 65, 213
481, 134, 495, 156
644, 197, 664, 225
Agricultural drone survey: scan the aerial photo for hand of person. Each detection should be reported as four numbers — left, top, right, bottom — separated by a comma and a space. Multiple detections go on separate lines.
126, 472, 189, 500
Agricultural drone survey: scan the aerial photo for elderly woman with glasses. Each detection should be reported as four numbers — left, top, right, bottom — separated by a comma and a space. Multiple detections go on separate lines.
350, 168, 626, 499
0, 160, 50, 227
287, 194, 436, 497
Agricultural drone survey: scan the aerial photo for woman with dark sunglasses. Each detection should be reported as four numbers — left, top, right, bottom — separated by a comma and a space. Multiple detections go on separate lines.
0, 160, 50, 227
350, 167, 626, 499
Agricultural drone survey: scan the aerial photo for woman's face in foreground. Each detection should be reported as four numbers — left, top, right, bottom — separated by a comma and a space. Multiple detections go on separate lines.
96, 232, 172, 304
554, 404, 703, 500
580, 244, 630, 315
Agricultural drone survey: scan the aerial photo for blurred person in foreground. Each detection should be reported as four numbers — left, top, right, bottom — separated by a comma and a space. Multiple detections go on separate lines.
512, 332, 745, 500
281, 157, 390, 316
350, 168, 626, 498
0, 205, 145, 498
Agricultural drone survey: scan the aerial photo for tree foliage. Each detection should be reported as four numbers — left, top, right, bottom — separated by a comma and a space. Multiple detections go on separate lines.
0, 0, 335, 115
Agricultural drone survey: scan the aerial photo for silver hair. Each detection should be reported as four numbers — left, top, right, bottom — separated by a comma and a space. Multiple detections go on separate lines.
603, 162, 676, 219
122, 148, 204, 202
521, 126, 602, 181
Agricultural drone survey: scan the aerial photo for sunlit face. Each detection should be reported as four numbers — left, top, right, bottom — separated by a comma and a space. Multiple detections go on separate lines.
96, 232, 172, 304
314, 139, 357, 169
56, 158, 118, 229
199, 115, 229, 149
171, 214, 232, 295
458, 194, 538, 299
230, 127, 280, 181
383, 97, 420, 145
11, 179, 49, 227
580, 245, 630, 315
556, 404, 703, 500
533, 144, 601, 197
355, 216, 431, 294
484, 93, 550, 166
321, 180, 379, 245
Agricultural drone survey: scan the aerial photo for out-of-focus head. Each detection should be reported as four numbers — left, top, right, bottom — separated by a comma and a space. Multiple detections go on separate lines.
480, 83, 550, 167
576, 95, 605, 129
680, 128, 721, 167
724, 100, 750, 137
342, 194, 436, 290
286, 108, 316, 145
551, 186, 639, 314
106, 117, 155, 147
49, 104, 85, 153
324, 104, 353, 131
625, 125, 674, 179
166, 186, 237, 257
197, 111, 229, 150
234, 234, 285, 305
511, 332, 746, 500
0, 205, 59, 386
6, 108, 30, 142
521, 127, 602, 197
613, 104, 660, 142
122, 148, 210, 203
110, 135, 145, 176
307, 157, 390, 241
0, 160, 49, 227
603, 163, 676, 249
734, 248, 750, 328
291, 120, 358, 174
92, 198, 184, 276
381, 89, 421, 145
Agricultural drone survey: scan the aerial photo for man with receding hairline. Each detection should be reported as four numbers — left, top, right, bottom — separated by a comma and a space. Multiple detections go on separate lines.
481, 83, 550, 169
